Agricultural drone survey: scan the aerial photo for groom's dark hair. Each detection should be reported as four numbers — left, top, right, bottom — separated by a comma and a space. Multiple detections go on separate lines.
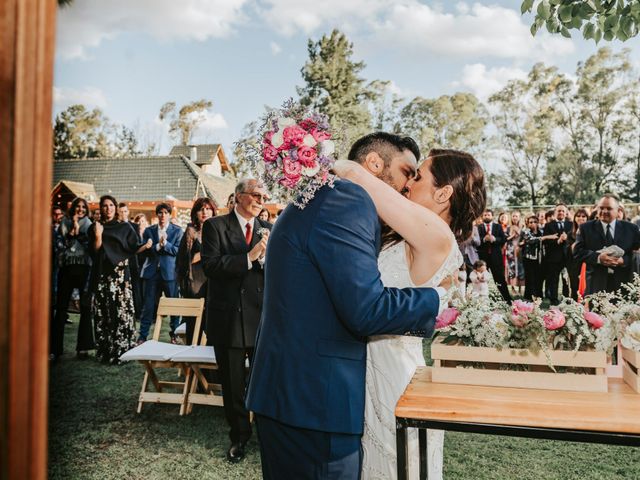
347, 132, 420, 166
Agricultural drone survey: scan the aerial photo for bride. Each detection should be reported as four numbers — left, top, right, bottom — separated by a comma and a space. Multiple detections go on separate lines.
334, 148, 487, 479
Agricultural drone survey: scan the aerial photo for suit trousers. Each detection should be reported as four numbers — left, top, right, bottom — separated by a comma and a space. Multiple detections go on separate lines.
51, 265, 94, 356
544, 261, 569, 304
523, 258, 543, 300
215, 346, 254, 443
486, 258, 512, 303
255, 414, 362, 480
138, 277, 180, 340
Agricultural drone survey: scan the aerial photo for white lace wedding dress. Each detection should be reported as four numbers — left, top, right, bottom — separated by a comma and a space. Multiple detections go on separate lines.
362, 237, 462, 480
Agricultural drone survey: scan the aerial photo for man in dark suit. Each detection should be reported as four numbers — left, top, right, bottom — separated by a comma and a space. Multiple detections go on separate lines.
477, 209, 512, 303
246, 132, 444, 479
574, 194, 640, 295
542, 203, 573, 304
138, 203, 183, 342
201, 178, 272, 463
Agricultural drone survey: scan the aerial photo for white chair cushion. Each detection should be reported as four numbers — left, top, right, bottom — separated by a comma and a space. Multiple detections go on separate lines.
175, 323, 187, 335
119, 340, 191, 362
169, 345, 217, 363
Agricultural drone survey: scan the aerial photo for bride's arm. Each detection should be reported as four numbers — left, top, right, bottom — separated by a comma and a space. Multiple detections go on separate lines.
333, 160, 452, 254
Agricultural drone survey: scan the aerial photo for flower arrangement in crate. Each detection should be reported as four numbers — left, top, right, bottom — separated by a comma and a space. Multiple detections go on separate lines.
615, 274, 640, 392
241, 99, 337, 209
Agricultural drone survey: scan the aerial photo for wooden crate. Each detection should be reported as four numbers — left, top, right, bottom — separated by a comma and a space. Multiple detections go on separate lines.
621, 346, 640, 393
430, 336, 608, 393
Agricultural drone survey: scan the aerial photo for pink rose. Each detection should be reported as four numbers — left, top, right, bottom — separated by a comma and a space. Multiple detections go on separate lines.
263, 144, 279, 162
263, 131, 274, 145
512, 300, 535, 316
299, 118, 317, 130
282, 157, 302, 186
511, 314, 529, 328
584, 311, 605, 329
282, 125, 307, 148
435, 307, 460, 329
297, 146, 318, 167
279, 175, 300, 188
543, 308, 566, 331
310, 127, 331, 142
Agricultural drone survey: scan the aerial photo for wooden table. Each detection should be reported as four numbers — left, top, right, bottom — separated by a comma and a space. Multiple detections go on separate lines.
395, 367, 640, 480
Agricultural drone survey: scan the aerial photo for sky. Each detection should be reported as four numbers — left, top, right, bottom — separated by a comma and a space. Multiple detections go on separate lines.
54, 0, 640, 169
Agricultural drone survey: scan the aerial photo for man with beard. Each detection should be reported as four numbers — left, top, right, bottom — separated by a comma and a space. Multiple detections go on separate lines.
477, 209, 512, 303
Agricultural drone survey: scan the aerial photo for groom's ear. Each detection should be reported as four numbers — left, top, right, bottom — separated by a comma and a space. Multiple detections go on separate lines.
362, 152, 385, 176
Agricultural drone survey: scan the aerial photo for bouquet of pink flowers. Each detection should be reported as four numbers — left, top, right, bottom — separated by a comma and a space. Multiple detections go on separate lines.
256, 99, 337, 208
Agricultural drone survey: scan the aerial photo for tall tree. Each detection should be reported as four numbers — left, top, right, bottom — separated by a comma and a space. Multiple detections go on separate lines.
297, 29, 372, 156
53, 104, 113, 159
159, 99, 214, 145
398, 92, 489, 158
523, 0, 640, 42
365, 80, 404, 132
232, 120, 260, 178
489, 63, 564, 207
550, 47, 634, 203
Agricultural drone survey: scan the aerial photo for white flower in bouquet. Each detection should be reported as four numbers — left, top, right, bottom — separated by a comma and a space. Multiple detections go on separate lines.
277, 117, 296, 129
320, 139, 335, 156
621, 322, 640, 351
271, 130, 285, 148
302, 163, 321, 177
302, 134, 317, 147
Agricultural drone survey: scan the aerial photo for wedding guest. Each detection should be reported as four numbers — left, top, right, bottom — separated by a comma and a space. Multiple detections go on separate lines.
542, 203, 573, 304
461, 223, 480, 275
50, 198, 94, 361
537, 211, 547, 233
568, 208, 589, 300
133, 213, 148, 238
258, 208, 269, 222
89, 195, 140, 364
51, 205, 64, 323
91, 208, 101, 223
574, 194, 640, 295
469, 260, 491, 298
498, 212, 510, 283
202, 178, 272, 463
519, 215, 560, 300
226, 193, 235, 212
507, 210, 524, 295
118, 202, 142, 321
477, 209, 512, 303
176, 197, 216, 343
618, 204, 627, 221
138, 203, 184, 343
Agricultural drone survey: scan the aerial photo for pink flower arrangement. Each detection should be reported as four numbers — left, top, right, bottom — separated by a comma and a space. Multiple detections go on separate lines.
511, 300, 534, 327
436, 307, 460, 329
257, 100, 336, 208
543, 308, 566, 331
584, 311, 605, 329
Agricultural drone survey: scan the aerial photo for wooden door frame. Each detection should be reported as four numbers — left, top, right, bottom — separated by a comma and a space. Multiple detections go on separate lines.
1, 0, 57, 479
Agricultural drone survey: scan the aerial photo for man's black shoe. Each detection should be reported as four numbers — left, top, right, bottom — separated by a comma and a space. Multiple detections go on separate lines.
226, 442, 246, 463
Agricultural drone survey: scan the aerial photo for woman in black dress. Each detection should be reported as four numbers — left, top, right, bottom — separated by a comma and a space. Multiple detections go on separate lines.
519, 215, 558, 300
89, 195, 141, 364
51, 197, 94, 361
176, 197, 216, 343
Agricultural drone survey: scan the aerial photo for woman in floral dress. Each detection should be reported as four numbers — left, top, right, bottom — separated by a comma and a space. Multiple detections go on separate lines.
89, 195, 141, 364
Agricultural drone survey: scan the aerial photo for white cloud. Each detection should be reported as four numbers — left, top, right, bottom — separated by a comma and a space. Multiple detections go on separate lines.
270, 41, 282, 55
454, 63, 528, 100
56, 0, 249, 60
192, 110, 228, 132
53, 86, 108, 110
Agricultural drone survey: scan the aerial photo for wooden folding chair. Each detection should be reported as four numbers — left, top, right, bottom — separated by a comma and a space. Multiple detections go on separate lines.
119, 297, 205, 415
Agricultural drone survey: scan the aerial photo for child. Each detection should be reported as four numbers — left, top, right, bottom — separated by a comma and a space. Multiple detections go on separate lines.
469, 260, 491, 298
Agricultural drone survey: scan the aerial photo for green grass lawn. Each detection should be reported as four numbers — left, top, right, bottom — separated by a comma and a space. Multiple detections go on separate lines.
49, 316, 640, 479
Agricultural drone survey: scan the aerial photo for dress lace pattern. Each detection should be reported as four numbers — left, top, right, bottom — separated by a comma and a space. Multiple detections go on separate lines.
361, 237, 462, 480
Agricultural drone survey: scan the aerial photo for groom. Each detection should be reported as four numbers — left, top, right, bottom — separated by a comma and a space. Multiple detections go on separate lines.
246, 132, 444, 479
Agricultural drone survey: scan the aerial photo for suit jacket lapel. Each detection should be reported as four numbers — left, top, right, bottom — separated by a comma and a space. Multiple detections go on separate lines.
225, 213, 249, 253
613, 222, 623, 244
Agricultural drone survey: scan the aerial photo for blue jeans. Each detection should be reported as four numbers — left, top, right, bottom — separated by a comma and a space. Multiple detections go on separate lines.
138, 277, 180, 340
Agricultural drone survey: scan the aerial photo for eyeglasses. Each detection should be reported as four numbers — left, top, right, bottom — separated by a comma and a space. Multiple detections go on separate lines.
240, 192, 269, 203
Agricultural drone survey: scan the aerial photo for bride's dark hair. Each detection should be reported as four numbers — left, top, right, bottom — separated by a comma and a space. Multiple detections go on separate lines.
382, 148, 487, 248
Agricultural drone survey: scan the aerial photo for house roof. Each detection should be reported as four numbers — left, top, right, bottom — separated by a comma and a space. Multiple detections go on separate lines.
169, 144, 231, 172
53, 155, 215, 203
51, 180, 98, 202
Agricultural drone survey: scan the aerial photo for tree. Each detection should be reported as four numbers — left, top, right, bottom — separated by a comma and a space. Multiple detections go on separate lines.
112, 125, 141, 157
398, 93, 489, 158
489, 63, 564, 207
550, 47, 634, 203
232, 120, 261, 178
364, 80, 404, 132
297, 29, 372, 156
158, 99, 214, 145
523, 0, 640, 43
53, 104, 113, 159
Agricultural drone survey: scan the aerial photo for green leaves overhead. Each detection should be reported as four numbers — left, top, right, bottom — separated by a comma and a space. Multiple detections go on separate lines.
522, 0, 640, 42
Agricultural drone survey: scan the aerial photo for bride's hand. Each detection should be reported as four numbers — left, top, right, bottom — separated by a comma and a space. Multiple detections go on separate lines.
332, 159, 362, 181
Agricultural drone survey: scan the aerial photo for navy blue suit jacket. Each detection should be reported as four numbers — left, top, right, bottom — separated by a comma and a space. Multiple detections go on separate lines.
140, 223, 183, 281
245, 180, 440, 435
